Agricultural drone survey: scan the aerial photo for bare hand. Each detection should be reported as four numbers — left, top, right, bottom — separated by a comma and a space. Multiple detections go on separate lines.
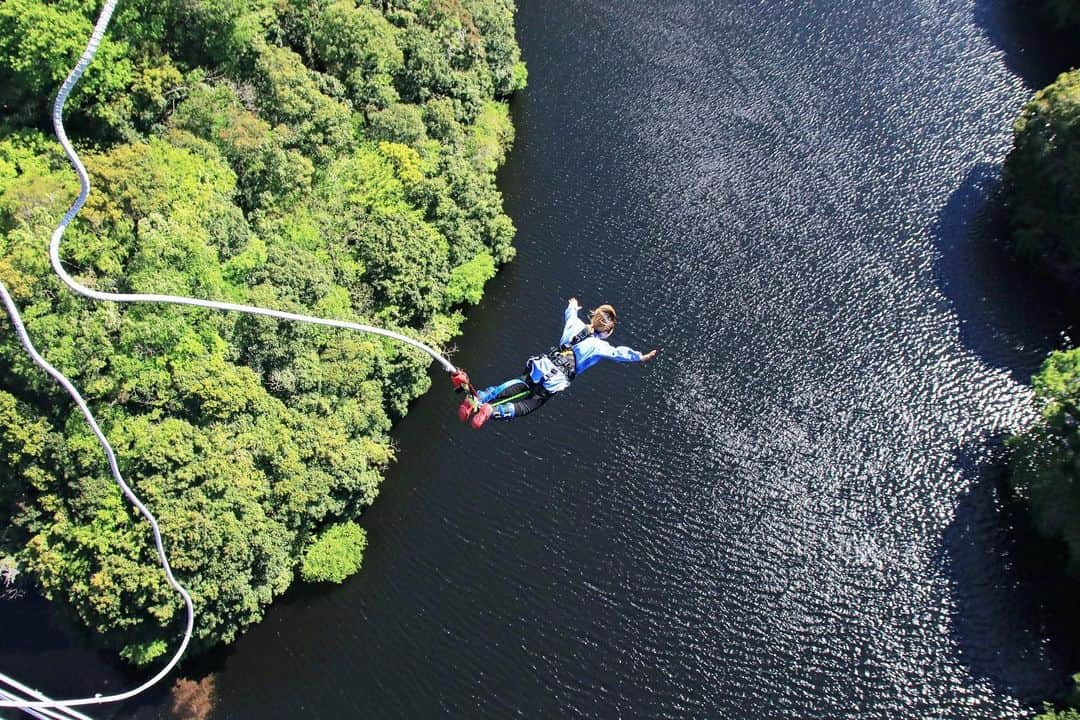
641, 349, 659, 362
568, 297, 580, 310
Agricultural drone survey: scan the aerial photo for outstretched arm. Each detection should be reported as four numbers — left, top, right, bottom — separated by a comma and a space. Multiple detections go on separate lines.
565, 297, 582, 323
562, 297, 588, 341
597, 342, 659, 363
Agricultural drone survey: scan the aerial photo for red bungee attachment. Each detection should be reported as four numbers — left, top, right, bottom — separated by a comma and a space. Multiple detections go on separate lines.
470, 403, 493, 429
450, 369, 471, 393
458, 396, 478, 422
450, 369, 493, 429
452, 368, 483, 424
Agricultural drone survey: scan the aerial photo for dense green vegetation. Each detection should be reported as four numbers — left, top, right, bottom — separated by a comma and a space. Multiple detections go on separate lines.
1003, 68, 1080, 286
1008, 349, 1080, 568
1035, 675, 1080, 720
0, 0, 524, 664
300, 521, 368, 583
1014, 348, 1080, 720
1002, 5, 1080, 718
1003, 3, 1080, 563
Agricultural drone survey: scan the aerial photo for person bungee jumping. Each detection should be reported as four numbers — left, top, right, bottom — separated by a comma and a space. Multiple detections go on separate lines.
456, 298, 658, 429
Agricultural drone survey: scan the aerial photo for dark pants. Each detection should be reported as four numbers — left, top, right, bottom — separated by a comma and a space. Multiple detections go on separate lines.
481, 375, 550, 418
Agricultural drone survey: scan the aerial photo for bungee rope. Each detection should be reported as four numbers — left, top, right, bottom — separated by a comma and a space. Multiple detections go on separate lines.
0, 0, 476, 710
0, 280, 194, 712
44, 0, 457, 375
0, 676, 95, 720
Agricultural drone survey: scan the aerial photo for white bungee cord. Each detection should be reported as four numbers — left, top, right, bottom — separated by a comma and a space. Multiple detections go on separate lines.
0, 275, 194, 713
0, 0, 458, 711
44, 0, 457, 374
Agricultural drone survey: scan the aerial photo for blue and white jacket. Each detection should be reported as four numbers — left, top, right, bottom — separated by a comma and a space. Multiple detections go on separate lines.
527, 302, 644, 394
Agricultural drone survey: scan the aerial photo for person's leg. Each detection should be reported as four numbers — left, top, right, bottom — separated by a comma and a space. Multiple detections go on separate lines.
478, 375, 531, 404
492, 392, 548, 419
463, 375, 532, 424
472, 373, 549, 426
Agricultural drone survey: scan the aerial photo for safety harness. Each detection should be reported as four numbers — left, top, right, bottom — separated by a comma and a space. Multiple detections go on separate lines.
528, 326, 592, 395
450, 328, 594, 407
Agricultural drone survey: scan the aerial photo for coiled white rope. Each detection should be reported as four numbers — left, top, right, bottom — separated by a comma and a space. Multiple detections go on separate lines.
0, 0, 458, 711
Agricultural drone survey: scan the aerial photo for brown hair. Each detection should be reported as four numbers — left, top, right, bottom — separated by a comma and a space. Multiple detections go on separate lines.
590, 304, 617, 335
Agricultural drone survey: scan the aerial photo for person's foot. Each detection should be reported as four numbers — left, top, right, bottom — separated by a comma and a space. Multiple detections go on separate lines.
470, 403, 494, 429
458, 397, 478, 422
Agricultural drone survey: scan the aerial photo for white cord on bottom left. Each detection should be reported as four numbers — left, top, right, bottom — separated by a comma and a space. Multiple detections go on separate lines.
0, 674, 95, 720
0, 276, 195, 715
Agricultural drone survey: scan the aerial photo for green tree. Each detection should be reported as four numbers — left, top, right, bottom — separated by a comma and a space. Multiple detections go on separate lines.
1009, 348, 1080, 573
300, 521, 367, 583
161, 0, 274, 74
464, 0, 527, 96
312, 2, 402, 111
0, 0, 133, 132
0, 0, 524, 665
170, 83, 314, 212
1004, 69, 1080, 287
367, 102, 428, 145
252, 42, 355, 164
446, 250, 495, 305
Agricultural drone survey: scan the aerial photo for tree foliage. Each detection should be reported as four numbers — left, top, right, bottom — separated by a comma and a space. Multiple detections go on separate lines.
1004, 24, 1080, 709
0, 0, 134, 134
300, 521, 367, 583
1009, 349, 1080, 575
1039, 709, 1080, 720
1004, 69, 1080, 286
446, 249, 495, 306
311, 2, 402, 111
0, 0, 523, 663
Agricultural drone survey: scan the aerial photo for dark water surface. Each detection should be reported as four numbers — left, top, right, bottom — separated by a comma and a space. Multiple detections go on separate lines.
5, 0, 1078, 718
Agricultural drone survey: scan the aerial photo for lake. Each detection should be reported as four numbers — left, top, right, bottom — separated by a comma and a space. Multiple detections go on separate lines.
3, 0, 1076, 717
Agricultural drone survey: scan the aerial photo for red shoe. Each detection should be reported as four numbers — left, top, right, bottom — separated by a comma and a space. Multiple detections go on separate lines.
470, 403, 493, 429
457, 397, 477, 422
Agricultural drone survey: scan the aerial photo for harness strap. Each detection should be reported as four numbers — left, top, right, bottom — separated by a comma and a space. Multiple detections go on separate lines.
524, 364, 556, 398
561, 327, 592, 352
491, 390, 532, 408
544, 326, 593, 382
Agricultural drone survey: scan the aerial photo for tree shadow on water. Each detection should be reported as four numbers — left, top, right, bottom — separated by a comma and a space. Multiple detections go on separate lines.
972, 0, 1077, 90
940, 434, 1075, 707
931, 162, 1073, 384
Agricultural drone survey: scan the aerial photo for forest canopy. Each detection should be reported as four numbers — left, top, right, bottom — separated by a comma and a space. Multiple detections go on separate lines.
0, 0, 524, 664
1003, 67, 1080, 287
1009, 348, 1080, 574
1000, 5, 1080, 717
